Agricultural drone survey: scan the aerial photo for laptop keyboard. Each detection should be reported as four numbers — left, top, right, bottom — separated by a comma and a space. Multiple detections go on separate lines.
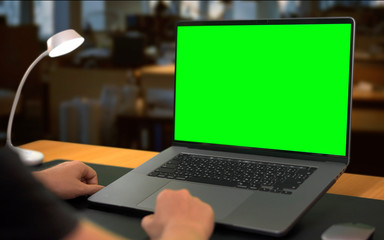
148, 153, 317, 195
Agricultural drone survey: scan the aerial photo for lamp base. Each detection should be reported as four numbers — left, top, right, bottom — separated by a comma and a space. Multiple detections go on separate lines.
12, 146, 44, 166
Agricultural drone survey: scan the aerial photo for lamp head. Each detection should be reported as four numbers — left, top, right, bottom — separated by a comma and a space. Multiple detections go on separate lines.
47, 29, 84, 58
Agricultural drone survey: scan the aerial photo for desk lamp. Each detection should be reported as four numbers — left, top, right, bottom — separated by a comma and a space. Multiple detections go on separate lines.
6, 29, 84, 166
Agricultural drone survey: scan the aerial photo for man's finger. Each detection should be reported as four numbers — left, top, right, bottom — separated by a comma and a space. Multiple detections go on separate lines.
142, 214, 162, 238
81, 165, 99, 184
141, 214, 154, 230
83, 184, 104, 195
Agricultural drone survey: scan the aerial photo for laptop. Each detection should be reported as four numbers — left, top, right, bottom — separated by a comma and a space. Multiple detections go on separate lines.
89, 17, 355, 236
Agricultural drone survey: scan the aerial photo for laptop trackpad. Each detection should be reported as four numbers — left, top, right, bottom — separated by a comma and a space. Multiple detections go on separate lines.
137, 181, 253, 220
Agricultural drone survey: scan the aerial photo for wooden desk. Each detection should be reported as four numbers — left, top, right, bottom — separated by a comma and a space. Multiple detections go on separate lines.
21, 140, 384, 201
139, 64, 174, 89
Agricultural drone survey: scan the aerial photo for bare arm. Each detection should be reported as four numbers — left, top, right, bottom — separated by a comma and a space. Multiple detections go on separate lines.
34, 162, 214, 239
63, 220, 126, 240
64, 189, 214, 240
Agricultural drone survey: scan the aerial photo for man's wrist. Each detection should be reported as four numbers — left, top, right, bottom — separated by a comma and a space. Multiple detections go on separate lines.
160, 222, 209, 240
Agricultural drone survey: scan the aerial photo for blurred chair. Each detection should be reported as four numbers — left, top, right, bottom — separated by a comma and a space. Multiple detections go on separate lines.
111, 32, 146, 68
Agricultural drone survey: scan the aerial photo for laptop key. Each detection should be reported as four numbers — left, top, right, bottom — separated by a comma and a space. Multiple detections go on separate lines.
259, 187, 270, 192
281, 190, 292, 195
158, 167, 175, 173
270, 189, 282, 193
148, 171, 159, 177
236, 182, 248, 189
249, 185, 260, 190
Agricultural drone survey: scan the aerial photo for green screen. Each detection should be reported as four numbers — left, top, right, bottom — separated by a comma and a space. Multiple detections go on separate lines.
174, 23, 352, 156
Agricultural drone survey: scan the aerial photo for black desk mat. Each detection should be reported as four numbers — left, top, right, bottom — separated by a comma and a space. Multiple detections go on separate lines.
33, 160, 384, 239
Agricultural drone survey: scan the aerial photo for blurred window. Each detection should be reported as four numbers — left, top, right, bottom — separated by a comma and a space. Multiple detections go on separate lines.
0, 1, 53, 39
34, 1, 54, 39
149, 1, 171, 14
208, 1, 225, 19
180, 1, 200, 20
370, 0, 384, 7
233, 1, 256, 20
278, 1, 300, 17
82, 1, 105, 31
0, 1, 20, 25
319, 0, 383, 10
319, 0, 335, 10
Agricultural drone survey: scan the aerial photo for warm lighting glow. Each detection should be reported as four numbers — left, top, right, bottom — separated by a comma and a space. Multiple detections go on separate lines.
47, 29, 84, 58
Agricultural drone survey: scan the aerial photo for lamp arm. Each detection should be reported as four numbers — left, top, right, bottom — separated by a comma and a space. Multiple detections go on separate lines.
6, 50, 49, 147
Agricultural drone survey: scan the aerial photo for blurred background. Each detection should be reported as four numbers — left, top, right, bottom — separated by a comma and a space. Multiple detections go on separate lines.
1, 1, 384, 176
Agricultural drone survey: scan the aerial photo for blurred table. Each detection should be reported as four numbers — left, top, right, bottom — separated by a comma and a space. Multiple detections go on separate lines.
139, 64, 174, 89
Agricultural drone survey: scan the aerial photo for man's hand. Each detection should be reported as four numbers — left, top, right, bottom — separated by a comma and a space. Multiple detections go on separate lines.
33, 161, 104, 199
141, 189, 215, 240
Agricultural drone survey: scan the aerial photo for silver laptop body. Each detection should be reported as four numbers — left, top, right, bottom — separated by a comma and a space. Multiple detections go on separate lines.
89, 17, 355, 236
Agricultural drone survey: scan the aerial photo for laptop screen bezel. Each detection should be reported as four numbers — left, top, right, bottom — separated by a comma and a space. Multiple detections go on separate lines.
172, 17, 355, 164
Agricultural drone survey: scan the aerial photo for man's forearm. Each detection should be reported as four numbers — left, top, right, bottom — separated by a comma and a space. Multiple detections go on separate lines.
63, 220, 127, 240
